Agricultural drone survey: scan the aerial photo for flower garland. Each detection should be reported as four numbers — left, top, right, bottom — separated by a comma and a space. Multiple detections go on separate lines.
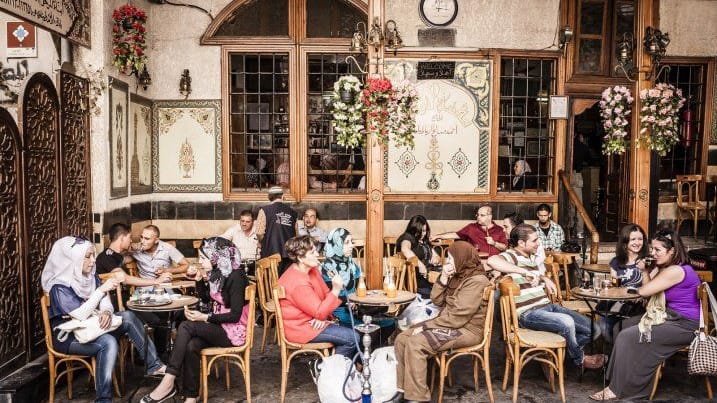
599, 86, 634, 155
331, 75, 365, 148
638, 83, 686, 156
112, 5, 147, 75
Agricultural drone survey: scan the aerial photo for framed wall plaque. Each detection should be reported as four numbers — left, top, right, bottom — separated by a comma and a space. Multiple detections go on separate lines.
549, 95, 569, 119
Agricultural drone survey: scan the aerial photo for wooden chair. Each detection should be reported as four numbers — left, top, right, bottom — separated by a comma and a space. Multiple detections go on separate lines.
200, 284, 257, 403
550, 252, 579, 300
256, 255, 280, 352
386, 255, 406, 289
431, 286, 496, 403
431, 238, 455, 264
165, 240, 177, 248
272, 286, 334, 403
546, 263, 591, 315
193, 239, 203, 257
384, 236, 398, 257
499, 285, 566, 403
649, 282, 713, 400
394, 253, 418, 293
676, 174, 706, 236
41, 295, 121, 402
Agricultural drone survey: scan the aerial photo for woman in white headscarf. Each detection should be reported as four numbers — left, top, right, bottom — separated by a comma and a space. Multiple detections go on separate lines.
511, 159, 537, 191
141, 237, 249, 403
42, 236, 165, 403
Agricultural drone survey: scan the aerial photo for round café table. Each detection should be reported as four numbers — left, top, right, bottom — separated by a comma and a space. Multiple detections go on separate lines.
347, 290, 416, 307
571, 286, 641, 388
580, 263, 611, 274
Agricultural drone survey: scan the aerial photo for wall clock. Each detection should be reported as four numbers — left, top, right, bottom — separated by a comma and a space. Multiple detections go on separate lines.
419, 0, 458, 27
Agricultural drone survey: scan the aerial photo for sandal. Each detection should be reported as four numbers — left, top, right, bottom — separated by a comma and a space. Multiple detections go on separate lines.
149, 365, 167, 376
589, 388, 617, 401
139, 385, 176, 403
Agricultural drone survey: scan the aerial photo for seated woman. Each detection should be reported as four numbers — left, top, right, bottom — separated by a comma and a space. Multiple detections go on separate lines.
141, 237, 249, 403
591, 229, 700, 401
393, 241, 491, 403
278, 235, 359, 357
600, 223, 649, 342
41, 236, 165, 403
321, 228, 360, 326
510, 159, 537, 191
396, 215, 440, 298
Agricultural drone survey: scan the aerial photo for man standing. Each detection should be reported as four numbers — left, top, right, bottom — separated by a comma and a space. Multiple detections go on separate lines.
296, 208, 328, 244
535, 204, 565, 251
132, 225, 189, 279
485, 224, 604, 370
221, 209, 260, 275
255, 186, 297, 274
453, 205, 507, 257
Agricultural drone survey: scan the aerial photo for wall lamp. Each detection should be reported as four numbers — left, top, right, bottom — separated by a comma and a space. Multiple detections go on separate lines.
179, 69, 192, 98
137, 65, 152, 91
558, 26, 573, 51
347, 18, 403, 74
614, 27, 671, 81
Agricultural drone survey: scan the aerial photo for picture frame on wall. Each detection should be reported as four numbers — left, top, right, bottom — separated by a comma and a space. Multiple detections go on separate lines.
153, 100, 222, 192
526, 140, 541, 157
109, 78, 129, 199
130, 94, 153, 195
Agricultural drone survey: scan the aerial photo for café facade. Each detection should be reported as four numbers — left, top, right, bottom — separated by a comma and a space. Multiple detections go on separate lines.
0, 0, 716, 383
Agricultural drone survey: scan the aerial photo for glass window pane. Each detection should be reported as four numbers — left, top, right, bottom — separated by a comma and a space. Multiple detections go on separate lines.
216, 0, 288, 37
578, 39, 602, 73
307, 0, 365, 38
580, 1, 605, 35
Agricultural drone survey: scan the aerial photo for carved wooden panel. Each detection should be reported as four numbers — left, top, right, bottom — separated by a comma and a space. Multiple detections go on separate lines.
60, 71, 92, 238
21, 73, 60, 348
0, 108, 27, 376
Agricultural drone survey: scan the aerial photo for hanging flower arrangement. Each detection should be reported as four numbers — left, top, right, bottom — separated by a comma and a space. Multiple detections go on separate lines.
384, 80, 419, 149
599, 85, 634, 155
361, 77, 394, 146
112, 4, 147, 75
638, 83, 686, 156
331, 75, 365, 148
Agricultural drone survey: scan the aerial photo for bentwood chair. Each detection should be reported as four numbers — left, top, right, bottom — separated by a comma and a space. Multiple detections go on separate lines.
256, 254, 280, 352
431, 286, 496, 403
546, 262, 591, 315
199, 284, 257, 403
649, 282, 713, 400
273, 287, 334, 403
431, 238, 455, 264
676, 174, 706, 236
499, 281, 566, 403
41, 295, 121, 402
384, 237, 398, 257
394, 253, 418, 293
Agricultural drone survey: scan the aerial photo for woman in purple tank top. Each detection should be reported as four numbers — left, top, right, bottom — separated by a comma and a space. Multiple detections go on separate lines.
590, 229, 700, 400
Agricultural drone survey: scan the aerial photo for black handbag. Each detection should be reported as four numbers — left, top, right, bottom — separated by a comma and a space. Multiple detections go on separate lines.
560, 241, 581, 253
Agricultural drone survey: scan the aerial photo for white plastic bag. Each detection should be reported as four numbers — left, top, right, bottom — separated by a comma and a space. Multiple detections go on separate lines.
316, 355, 362, 403
369, 346, 398, 402
396, 295, 441, 331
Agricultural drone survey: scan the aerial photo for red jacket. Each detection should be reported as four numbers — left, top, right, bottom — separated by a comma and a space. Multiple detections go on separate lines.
277, 263, 340, 343
456, 222, 507, 257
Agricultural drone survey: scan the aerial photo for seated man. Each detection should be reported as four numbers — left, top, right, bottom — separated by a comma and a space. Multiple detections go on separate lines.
485, 224, 604, 370
131, 224, 189, 281
296, 208, 328, 244
535, 203, 565, 252
220, 209, 260, 275
441, 205, 507, 257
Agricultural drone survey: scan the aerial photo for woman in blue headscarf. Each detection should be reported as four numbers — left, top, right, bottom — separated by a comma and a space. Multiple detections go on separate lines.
321, 228, 361, 326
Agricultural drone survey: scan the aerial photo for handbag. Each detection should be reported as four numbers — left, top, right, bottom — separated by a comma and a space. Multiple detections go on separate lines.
560, 241, 581, 253
55, 311, 123, 343
687, 282, 717, 376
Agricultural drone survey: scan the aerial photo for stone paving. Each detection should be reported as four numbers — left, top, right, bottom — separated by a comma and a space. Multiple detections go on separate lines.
51, 326, 714, 403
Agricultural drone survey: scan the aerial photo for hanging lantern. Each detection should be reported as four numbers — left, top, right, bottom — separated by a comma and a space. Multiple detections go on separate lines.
681, 106, 695, 148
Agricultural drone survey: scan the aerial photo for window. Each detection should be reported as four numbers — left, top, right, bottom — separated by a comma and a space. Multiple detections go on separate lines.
306, 53, 365, 193
228, 54, 290, 192
498, 57, 556, 193
215, 0, 288, 37
656, 64, 707, 195
306, 0, 364, 38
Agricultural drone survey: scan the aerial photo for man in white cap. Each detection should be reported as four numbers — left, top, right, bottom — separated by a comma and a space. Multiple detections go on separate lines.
255, 186, 297, 274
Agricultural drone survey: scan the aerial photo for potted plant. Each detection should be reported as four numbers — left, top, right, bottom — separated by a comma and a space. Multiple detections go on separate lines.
599, 85, 633, 155
331, 75, 365, 148
638, 83, 686, 156
112, 4, 147, 75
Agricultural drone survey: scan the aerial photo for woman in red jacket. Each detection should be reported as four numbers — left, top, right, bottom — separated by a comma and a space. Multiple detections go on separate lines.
278, 235, 359, 357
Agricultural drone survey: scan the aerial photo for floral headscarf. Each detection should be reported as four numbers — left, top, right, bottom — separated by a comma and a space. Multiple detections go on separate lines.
200, 237, 243, 294
41, 236, 96, 299
321, 228, 360, 295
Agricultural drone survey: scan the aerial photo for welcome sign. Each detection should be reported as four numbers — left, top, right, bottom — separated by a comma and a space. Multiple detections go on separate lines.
0, 0, 91, 47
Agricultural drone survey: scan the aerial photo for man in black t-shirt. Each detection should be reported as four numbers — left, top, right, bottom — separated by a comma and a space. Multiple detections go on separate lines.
255, 186, 297, 275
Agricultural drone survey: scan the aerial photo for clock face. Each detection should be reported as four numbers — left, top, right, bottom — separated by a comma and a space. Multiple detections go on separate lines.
420, 0, 458, 27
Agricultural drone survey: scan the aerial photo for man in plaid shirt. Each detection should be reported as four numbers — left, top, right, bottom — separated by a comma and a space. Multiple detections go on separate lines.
534, 203, 564, 251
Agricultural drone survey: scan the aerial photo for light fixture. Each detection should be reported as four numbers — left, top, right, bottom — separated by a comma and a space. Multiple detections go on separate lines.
558, 26, 573, 50
137, 65, 152, 91
536, 89, 549, 104
347, 18, 403, 74
643, 26, 670, 79
179, 69, 191, 98
614, 32, 636, 81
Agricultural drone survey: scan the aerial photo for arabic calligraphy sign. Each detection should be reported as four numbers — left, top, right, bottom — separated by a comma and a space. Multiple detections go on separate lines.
417, 61, 455, 80
0, 0, 91, 47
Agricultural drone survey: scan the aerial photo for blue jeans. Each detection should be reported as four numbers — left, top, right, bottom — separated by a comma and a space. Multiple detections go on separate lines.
310, 323, 360, 357
67, 311, 163, 402
519, 304, 599, 366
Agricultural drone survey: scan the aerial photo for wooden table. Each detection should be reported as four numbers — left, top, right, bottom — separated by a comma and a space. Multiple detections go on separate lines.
348, 290, 416, 307
127, 295, 199, 312
156, 280, 196, 289
580, 263, 611, 274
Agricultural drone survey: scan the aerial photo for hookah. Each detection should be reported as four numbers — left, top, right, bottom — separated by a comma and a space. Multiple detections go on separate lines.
354, 314, 380, 403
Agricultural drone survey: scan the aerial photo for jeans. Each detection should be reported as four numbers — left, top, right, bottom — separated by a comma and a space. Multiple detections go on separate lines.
310, 323, 360, 357
519, 303, 599, 366
67, 311, 163, 402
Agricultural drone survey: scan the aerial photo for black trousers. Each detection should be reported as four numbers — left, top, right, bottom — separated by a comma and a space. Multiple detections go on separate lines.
166, 321, 233, 398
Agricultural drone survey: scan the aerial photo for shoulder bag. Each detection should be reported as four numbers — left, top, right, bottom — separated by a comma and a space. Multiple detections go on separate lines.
55, 311, 123, 344
687, 282, 717, 376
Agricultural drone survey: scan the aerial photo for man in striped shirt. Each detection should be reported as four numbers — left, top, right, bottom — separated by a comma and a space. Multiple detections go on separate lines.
485, 224, 605, 369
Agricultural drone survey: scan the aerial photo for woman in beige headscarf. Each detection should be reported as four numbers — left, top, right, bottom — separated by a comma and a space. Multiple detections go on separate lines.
392, 241, 492, 403
511, 159, 537, 191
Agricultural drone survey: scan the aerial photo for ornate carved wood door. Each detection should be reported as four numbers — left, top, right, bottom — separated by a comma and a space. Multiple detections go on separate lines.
0, 108, 28, 376
21, 73, 61, 350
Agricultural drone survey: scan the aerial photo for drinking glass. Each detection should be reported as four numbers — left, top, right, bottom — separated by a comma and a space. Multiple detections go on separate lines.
593, 277, 602, 295
601, 279, 611, 292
